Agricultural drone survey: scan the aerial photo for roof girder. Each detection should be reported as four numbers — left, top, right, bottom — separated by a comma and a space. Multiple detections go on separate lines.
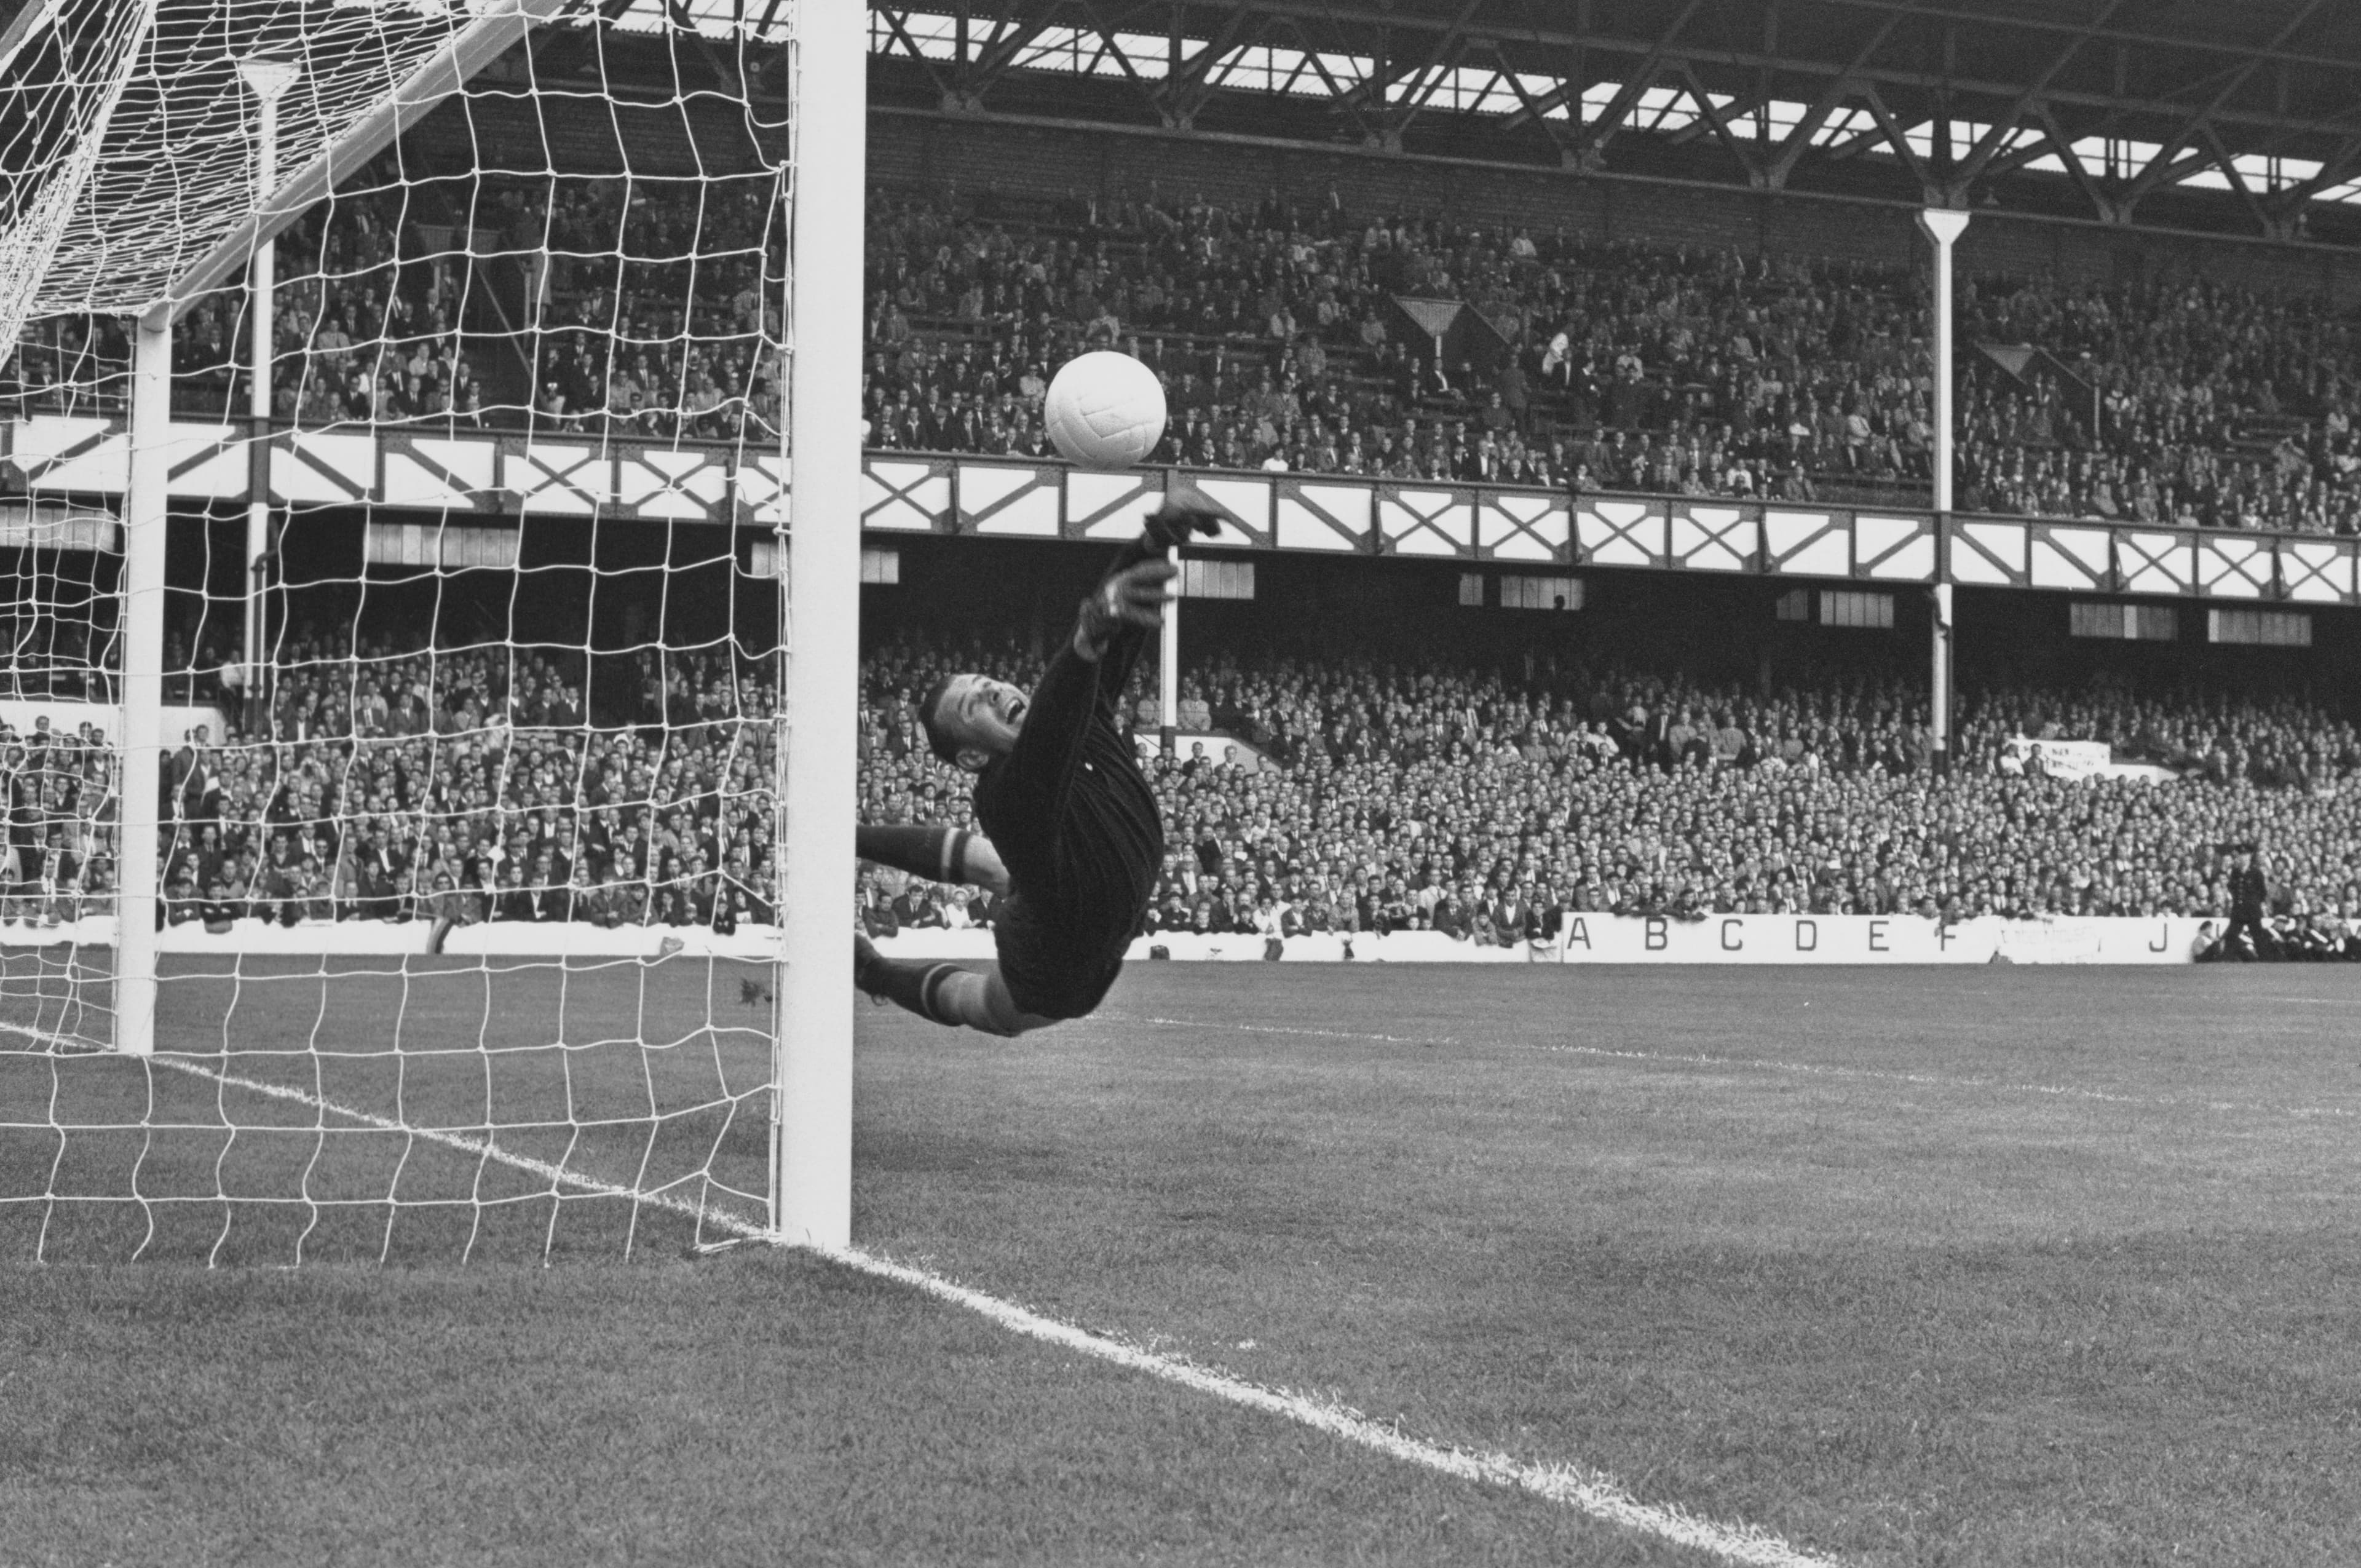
1120, 0, 2361, 150
896, 0, 2361, 231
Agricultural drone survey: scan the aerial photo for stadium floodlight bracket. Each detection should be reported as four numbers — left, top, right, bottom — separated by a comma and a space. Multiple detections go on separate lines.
1916, 208, 1971, 247
142, 0, 578, 331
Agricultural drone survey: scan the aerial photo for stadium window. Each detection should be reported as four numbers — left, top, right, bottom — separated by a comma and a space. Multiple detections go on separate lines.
0, 501, 116, 553
1459, 573, 1485, 607
1498, 576, 1581, 611
2208, 608, 2311, 647
1179, 559, 1254, 600
1817, 590, 1894, 630
2070, 601, 2123, 638
2070, 601, 2177, 641
365, 523, 517, 571
446, 528, 518, 570
747, 540, 899, 581
1774, 587, 1812, 622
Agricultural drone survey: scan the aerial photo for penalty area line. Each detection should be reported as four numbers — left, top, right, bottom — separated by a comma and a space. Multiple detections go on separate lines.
14, 1029, 1840, 1568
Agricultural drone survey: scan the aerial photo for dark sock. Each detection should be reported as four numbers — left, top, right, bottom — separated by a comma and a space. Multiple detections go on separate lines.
856, 823, 973, 884
862, 953, 967, 1027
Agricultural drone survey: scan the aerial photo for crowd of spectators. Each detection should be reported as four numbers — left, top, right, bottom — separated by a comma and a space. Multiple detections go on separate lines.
5, 614, 2360, 958
6, 166, 786, 445
1955, 276, 2361, 533
2, 625, 782, 936
853, 632, 2361, 957
861, 184, 2361, 534
15, 156, 2361, 534
862, 188, 1922, 501
7, 147, 2361, 539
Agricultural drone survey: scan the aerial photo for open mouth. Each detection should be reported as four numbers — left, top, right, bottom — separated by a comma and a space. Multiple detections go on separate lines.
1005, 696, 1027, 726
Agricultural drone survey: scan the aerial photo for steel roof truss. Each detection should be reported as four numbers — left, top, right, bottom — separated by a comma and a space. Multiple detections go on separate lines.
1857, 84, 1931, 196
1950, 0, 2129, 192
1573, 0, 1706, 158
2198, 121, 2274, 233
2120, 0, 2333, 202
1283, 14, 1382, 141
1674, 61, 1759, 183
958, 0, 1070, 101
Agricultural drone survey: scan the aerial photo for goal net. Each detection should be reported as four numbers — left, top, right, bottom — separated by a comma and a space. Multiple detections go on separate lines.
0, 0, 860, 1264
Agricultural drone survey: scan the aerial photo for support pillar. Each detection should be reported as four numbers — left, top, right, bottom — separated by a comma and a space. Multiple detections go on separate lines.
1931, 581, 1954, 777
1158, 547, 1180, 754
238, 59, 298, 726
117, 314, 170, 1056
1917, 207, 1969, 778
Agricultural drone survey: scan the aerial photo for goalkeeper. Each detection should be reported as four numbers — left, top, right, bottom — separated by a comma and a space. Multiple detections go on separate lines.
853, 496, 1220, 1035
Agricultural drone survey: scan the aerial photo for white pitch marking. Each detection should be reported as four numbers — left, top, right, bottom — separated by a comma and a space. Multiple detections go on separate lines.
5, 1028, 1841, 1568
1101, 1012, 2360, 1121
837, 1245, 1841, 1568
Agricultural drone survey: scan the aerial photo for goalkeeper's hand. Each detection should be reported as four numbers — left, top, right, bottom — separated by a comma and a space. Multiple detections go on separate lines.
1144, 492, 1223, 550
1075, 558, 1179, 660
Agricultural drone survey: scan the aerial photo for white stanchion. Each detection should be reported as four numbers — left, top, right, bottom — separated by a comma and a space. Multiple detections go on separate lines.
774, 0, 865, 1250
114, 314, 171, 1054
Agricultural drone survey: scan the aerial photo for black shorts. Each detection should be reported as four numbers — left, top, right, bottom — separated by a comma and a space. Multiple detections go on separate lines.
992, 890, 1126, 1021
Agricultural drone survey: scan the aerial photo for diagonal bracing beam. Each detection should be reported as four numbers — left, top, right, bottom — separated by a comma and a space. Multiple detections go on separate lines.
956, 0, 1071, 103
1672, 62, 1758, 184
1152, 6, 1270, 127
2122, 0, 2335, 202
1761, 4, 1904, 188
1947, 0, 2130, 193
1569, 0, 1705, 161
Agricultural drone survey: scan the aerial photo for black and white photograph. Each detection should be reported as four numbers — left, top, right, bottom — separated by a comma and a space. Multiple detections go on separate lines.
3, 0, 2359, 1561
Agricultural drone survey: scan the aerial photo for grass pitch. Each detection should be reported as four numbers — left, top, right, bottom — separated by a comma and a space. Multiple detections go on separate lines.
5, 960, 2360, 1565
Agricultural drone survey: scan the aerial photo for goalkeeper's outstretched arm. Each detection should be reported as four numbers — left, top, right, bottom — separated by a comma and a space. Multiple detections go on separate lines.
1003, 495, 1222, 796
1070, 493, 1224, 664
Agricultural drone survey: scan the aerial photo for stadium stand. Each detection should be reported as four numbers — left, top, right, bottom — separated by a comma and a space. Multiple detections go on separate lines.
7, 611, 2359, 956
7, 81, 2361, 964
12, 170, 2361, 534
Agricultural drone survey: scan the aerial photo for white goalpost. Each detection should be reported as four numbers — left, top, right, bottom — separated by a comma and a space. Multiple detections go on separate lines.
775, 0, 860, 1251
1, 0, 860, 1261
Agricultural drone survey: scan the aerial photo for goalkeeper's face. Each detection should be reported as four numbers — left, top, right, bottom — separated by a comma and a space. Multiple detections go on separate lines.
930, 673, 1028, 772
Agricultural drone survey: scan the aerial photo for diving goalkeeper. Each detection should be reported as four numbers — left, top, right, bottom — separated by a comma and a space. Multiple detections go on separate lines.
853, 496, 1220, 1035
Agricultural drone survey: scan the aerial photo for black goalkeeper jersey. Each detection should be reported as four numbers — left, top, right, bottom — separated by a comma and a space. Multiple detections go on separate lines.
970, 538, 1165, 1005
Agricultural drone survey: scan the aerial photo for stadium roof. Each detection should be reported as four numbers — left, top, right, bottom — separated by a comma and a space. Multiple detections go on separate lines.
867, 0, 2361, 242
12, 0, 2361, 333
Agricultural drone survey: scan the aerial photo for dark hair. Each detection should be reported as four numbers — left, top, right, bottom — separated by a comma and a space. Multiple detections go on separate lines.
916, 674, 963, 764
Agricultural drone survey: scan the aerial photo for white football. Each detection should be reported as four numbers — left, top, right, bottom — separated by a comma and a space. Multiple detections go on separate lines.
1043, 351, 1168, 470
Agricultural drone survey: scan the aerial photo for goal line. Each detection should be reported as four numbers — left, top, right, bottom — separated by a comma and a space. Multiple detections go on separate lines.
0, 1011, 1837, 1568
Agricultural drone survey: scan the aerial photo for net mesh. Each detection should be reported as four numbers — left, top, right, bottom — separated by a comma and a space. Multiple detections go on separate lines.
0, 0, 159, 365
1, 0, 801, 1264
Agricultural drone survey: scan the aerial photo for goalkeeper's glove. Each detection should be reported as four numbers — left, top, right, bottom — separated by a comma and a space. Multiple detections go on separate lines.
1075, 557, 1179, 660
1144, 492, 1223, 550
